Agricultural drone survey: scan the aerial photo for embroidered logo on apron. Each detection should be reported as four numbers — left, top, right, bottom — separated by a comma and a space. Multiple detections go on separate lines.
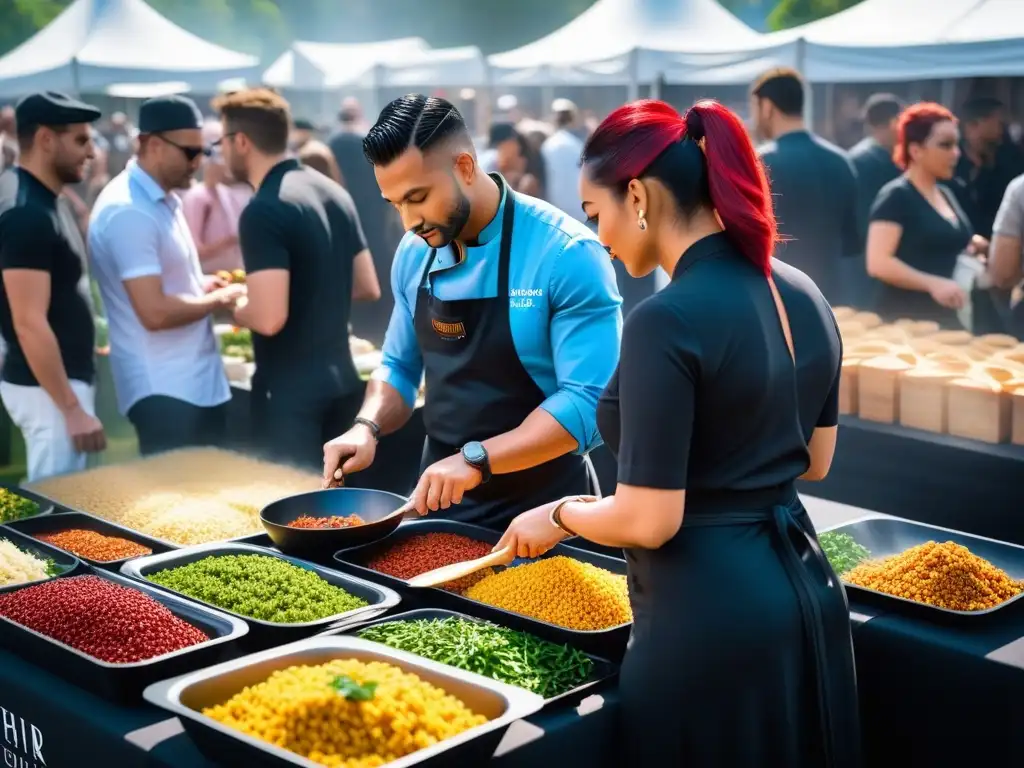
431, 317, 467, 340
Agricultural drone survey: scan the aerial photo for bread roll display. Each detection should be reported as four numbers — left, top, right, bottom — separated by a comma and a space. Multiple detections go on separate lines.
831, 306, 1024, 446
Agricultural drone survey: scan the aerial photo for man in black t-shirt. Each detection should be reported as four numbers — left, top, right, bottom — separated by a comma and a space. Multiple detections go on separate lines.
213, 88, 381, 471
0, 91, 106, 480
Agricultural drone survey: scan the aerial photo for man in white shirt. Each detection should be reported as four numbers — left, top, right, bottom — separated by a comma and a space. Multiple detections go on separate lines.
89, 96, 245, 455
541, 99, 585, 221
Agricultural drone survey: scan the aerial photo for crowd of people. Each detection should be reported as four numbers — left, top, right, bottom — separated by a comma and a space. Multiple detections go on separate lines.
5, 59, 1024, 767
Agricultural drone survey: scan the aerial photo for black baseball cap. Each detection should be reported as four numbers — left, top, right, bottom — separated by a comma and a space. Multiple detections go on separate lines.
138, 95, 203, 134
15, 91, 101, 127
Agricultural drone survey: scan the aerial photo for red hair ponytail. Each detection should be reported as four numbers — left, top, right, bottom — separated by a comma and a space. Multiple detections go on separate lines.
684, 100, 777, 276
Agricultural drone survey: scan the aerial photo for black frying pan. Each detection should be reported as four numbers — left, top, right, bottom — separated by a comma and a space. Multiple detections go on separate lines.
260, 488, 408, 561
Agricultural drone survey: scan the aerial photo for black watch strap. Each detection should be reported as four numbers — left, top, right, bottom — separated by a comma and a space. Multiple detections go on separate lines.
353, 417, 380, 442
461, 441, 492, 483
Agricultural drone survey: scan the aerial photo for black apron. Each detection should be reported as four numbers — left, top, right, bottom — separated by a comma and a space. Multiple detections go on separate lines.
412, 176, 592, 530
619, 484, 861, 767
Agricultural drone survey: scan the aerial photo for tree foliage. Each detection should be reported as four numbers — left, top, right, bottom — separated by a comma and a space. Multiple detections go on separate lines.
767, 0, 865, 31
0, 0, 597, 59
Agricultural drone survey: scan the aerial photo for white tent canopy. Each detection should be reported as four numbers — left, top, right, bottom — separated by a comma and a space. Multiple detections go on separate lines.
263, 38, 430, 90
767, 0, 1024, 82
0, 0, 258, 98
488, 0, 771, 86
376, 46, 488, 88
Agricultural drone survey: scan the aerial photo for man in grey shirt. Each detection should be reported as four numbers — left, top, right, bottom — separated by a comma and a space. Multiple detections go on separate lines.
752, 68, 861, 305
988, 173, 1024, 337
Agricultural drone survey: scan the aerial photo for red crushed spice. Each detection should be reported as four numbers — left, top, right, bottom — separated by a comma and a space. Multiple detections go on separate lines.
366, 533, 495, 593
287, 514, 365, 530
0, 575, 208, 663
36, 529, 152, 562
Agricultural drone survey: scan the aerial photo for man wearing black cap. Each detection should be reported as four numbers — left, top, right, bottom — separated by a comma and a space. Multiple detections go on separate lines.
213, 87, 380, 471
0, 91, 106, 480
89, 95, 246, 456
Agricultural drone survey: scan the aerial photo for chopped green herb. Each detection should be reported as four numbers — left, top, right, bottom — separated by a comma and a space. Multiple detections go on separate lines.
0, 489, 40, 523
358, 616, 594, 698
331, 675, 378, 701
819, 531, 872, 575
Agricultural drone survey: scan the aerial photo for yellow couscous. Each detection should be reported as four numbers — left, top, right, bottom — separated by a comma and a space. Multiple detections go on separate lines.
203, 658, 488, 767
464, 555, 631, 631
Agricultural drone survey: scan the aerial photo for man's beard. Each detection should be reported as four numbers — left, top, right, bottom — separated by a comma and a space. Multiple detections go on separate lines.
55, 156, 86, 185
419, 191, 471, 247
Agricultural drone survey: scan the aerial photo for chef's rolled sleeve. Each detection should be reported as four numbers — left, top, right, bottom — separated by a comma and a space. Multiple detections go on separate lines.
370, 236, 423, 407
540, 236, 622, 454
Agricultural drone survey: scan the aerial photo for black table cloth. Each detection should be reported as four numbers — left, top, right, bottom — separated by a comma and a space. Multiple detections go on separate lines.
1, 592, 1023, 768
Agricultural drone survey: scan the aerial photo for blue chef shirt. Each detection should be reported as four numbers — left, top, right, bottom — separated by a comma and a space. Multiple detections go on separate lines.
374, 189, 623, 455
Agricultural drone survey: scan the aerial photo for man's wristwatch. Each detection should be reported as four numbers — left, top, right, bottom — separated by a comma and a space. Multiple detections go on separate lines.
353, 417, 380, 443
461, 441, 492, 483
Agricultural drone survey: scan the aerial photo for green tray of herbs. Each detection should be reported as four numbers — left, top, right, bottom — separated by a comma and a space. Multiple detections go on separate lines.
343, 608, 617, 703
0, 487, 53, 524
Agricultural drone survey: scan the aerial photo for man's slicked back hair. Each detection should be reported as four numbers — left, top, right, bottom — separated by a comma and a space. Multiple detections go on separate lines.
362, 94, 469, 167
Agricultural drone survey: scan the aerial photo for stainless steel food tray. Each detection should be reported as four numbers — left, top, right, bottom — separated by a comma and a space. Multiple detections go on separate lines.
332, 607, 619, 706
821, 515, 1024, 618
121, 542, 401, 648
0, 569, 248, 703
2, 484, 56, 519
0, 526, 82, 593
333, 519, 632, 659
143, 635, 544, 768
4, 510, 174, 569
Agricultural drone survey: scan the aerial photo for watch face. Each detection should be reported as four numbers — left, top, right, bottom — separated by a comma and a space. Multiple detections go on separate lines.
463, 442, 486, 464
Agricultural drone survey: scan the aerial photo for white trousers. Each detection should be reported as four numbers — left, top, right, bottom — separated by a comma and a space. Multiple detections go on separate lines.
0, 380, 96, 482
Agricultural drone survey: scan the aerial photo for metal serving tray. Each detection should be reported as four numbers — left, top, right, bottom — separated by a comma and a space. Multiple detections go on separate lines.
3, 511, 174, 569
2, 483, 56, 519
143, 635, 544, 768
0, 526, 82, 593
122, 542, 401, 649
0, 569, 247, 703
333, 519, 631, 660
821, 515, 1024, 618
332, 608, 618, 706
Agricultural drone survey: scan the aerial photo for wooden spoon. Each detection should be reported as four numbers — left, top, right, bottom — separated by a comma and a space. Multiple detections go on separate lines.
407, 547, 512, 588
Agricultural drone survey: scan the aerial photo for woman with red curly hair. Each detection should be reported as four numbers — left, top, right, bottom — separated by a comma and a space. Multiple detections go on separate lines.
496, 99, 860, 767
867, 102, 982, 327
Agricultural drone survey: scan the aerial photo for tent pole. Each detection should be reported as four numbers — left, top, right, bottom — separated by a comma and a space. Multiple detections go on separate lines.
71, 57, 81, 97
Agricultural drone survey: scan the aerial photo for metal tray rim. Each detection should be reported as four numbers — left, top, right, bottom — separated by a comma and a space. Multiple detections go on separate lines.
2, 510, 174, 568
143, 635, 544, 768
122, 542, 401, 629
331, 607, 618, 702
0, 570, 249, 668
334, 519, 632, 636
0, 483, 55, 523
820, 514, 1024, 616
0, 526, 81, 592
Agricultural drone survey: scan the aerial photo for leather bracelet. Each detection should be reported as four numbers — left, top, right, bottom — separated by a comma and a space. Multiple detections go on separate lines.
549, 496, 584, 537
353, 417, 380, 443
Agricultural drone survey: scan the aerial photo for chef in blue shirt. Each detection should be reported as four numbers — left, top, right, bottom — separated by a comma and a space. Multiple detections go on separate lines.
323, 95, 622, 529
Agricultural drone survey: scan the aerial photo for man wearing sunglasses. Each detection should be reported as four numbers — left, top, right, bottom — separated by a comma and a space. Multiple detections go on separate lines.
89, 95, 246, 455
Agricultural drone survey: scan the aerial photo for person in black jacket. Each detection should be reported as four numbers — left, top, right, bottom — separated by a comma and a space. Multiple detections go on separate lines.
752, 68, 861, 305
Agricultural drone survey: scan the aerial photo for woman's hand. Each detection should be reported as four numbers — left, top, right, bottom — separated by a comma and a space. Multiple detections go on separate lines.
928, 276, 966, 309
968, 235, 990, 257
494, 500, 568, 561
494, 496, 597, 560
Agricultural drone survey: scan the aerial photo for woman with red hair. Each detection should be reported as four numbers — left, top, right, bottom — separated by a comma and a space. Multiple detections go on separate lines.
866, 102, 983, 327
496, 99, 860, 767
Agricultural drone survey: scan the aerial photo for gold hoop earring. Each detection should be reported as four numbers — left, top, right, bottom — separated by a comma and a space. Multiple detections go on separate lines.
638, 209, 647, 231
